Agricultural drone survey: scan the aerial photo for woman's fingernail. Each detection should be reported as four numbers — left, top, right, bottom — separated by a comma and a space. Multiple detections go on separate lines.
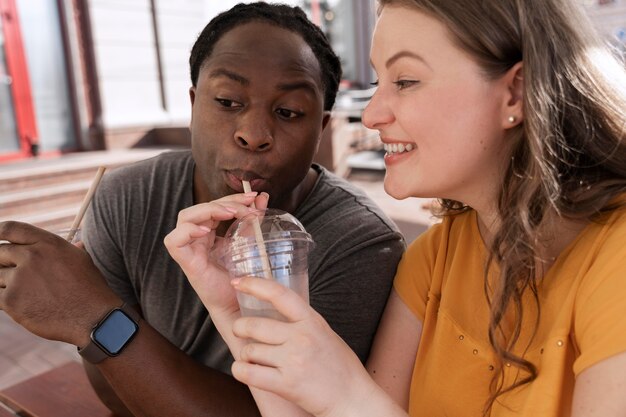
244, 192, 258, 197
261, 192, 269, 199
224, 206, 238, 213
231, 278, 241, 287
199, 226, 211, 233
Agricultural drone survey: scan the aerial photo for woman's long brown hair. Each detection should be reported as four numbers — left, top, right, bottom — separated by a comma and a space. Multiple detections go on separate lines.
378, 0, 626, 414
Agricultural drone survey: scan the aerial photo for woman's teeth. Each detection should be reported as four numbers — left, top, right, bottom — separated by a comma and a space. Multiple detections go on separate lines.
383, 143, 414, 155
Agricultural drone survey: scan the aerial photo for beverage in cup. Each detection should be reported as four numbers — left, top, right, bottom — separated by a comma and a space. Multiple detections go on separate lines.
219, 209, 314, 320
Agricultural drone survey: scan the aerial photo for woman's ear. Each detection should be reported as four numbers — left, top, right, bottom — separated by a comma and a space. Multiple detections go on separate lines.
501, 61, 524, 129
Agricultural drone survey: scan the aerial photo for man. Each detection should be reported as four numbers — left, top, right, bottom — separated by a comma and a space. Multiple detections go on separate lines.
0, 3, 404, 416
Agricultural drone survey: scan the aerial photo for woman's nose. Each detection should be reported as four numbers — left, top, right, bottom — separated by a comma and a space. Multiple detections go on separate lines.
233, 111, 274, 151
362, 90, 394, 130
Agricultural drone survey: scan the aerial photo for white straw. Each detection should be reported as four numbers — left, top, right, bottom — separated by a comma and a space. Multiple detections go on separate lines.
242, 180, 273, 280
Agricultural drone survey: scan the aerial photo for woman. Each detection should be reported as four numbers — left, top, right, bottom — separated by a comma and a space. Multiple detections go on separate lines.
166, 0, 626, 415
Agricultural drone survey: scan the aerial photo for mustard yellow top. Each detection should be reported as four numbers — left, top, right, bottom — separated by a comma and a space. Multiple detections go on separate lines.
394, 205, 626, 416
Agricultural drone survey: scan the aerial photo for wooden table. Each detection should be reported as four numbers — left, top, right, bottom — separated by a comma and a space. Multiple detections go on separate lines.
0, 361, 115, 417
0, 402, 17, 416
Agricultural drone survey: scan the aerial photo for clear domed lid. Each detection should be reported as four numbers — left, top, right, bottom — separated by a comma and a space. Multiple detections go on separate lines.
224, 208, 314, 253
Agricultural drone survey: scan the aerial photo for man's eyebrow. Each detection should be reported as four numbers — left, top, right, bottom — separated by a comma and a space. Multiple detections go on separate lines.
276, 80, 318, 95
208, 68, 249, 86
385, 50, 431, 69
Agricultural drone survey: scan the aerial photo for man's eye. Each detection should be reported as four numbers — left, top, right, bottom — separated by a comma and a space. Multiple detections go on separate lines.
393, 80, 419, 90
215, 98, 242, 108
276, 108, 301, 119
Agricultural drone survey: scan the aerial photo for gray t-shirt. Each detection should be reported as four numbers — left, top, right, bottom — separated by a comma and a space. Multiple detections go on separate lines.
84, 150, 404, 372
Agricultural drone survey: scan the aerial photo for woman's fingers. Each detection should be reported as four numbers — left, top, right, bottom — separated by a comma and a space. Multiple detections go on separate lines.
239, 339, 284, 367
231, 360, 286, 394
254, 192, 270, 211
176, 194, 258, 225
232, 316, 289, 345
231, 277, 311, 323
164, 222, 211, 249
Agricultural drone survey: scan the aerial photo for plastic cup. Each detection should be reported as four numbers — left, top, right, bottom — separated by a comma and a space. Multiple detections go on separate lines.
219, 209, 315, 321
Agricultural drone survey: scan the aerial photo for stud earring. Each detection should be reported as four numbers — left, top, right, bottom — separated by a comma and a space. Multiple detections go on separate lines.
508, 116, 517, 123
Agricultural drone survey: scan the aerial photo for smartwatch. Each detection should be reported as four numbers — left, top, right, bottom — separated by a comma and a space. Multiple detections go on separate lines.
78, 303, 140, 364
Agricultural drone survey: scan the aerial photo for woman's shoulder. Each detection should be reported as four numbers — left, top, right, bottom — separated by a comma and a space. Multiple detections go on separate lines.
595, 200, 626, 248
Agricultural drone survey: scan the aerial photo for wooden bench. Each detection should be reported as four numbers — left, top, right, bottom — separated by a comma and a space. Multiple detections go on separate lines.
0, 361, 115, 417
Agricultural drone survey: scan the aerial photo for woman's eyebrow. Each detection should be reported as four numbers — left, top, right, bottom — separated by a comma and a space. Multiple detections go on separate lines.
385, 50, 431, 70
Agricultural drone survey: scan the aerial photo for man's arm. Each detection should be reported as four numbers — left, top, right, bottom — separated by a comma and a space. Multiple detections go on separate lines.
83, 361, 133, 417
80, 303, 261, 417
83, 317, 261, 417
0, 221, 261, 417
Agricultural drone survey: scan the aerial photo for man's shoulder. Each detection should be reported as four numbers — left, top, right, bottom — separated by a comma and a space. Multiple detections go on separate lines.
299, 166, 403, 242
105, 150, 193, 181
93, 150, 193, 211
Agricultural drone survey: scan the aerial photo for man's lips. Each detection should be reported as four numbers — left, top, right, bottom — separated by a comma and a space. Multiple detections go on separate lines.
224, 170, 267, 192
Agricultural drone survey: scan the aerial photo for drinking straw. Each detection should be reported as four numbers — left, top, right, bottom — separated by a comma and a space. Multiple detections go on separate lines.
242, 180, 274, 280
65, 166, 106, 242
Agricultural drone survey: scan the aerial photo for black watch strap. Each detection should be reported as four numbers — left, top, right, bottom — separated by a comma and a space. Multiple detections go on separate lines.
78, 303, 140, 364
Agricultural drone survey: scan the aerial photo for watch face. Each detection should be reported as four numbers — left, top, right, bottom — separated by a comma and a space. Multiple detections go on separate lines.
93, 310, 138, 355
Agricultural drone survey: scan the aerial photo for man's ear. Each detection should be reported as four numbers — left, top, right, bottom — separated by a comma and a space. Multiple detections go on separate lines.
321, 111, 332, 132
189, 87, 196, 128
501, 61, 524, 129
189, 87, 196, 106
312, 111, 333, 156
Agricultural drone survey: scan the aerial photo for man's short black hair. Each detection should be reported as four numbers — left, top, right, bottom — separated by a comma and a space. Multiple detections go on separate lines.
189, 2, 342, 111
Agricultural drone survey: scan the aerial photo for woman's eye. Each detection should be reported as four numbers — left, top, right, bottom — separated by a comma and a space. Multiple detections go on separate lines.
393, 80, 419, 90
215, 98, 242, 108
276, 108, 301, 119
370, 80, 379, 87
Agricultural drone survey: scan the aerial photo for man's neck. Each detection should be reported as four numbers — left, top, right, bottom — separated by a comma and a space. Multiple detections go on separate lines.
270, 166, 319, 214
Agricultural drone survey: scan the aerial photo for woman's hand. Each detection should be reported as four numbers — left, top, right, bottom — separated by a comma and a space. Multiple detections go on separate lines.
164, 192, 268, 318
229, 277, 387, 417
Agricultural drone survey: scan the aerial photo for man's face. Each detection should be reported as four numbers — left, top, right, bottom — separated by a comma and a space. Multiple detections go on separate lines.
189, 21, 329, 206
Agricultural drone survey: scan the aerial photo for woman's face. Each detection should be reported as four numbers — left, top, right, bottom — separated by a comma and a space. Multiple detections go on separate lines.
363, 5, 513, 205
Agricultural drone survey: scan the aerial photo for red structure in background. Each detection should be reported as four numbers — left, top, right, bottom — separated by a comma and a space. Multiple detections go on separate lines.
0, 0, 39, 161
310, 0, 321, 25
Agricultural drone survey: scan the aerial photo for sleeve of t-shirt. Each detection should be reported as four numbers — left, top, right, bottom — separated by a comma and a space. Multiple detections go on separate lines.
393, 219, 445, 322
82, 170, 139, 305
310, 225, 405, 364
573, 212, 626, 375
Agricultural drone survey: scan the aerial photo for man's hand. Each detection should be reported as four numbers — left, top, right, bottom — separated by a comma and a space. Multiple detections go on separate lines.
0, 221, 121, 348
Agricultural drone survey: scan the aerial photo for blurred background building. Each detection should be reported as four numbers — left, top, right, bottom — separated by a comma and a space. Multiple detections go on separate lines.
0, 0, 624, 163
0, 0, 378, 162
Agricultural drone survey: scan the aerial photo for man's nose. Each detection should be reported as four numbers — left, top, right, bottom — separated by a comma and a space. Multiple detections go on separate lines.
233, 110, 274, 151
